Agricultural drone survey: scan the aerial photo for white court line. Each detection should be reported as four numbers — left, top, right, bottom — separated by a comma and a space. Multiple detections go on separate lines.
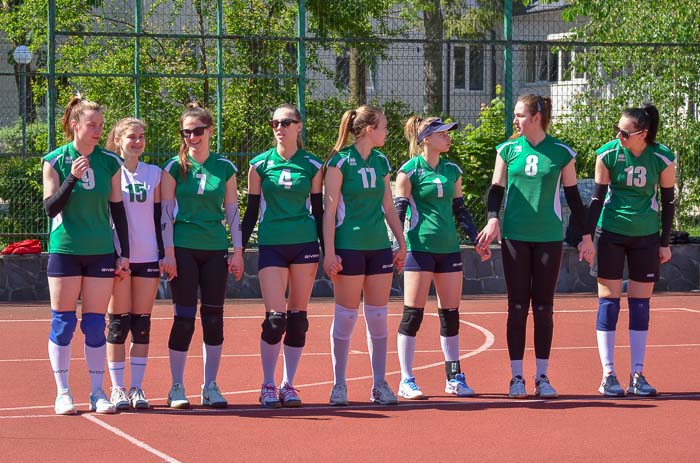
82, 414, 181, 463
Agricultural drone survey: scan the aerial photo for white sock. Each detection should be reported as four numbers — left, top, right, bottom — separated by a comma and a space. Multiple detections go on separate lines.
84, 343, 106, 392
260, 339, 281, 385
440, 335, 460, 361
397, 333, 416, 379
330, 304, 358, 385
203, 343, 223, 387
596, 330, 616, 375
108, 361, 125, 389
510, 360, 524, 378
364, 304, 388, 386
535, 358, 549, 378
129, 356, 147, 390
629, 330, 648, 374
48, 340, 71, 392
282, 345, 303, 386
169, 349, 188, 385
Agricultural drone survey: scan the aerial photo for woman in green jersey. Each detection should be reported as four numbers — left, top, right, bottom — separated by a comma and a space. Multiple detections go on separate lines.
587, 104, 675, 397
160, 102, 243, 409
240, 104, 324, 408
324, 105, 407, 406
42, 95, 130, 415
476, 94, 593, 399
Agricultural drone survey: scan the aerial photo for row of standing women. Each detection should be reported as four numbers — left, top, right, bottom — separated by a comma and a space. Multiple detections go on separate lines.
43, 93, 675, 414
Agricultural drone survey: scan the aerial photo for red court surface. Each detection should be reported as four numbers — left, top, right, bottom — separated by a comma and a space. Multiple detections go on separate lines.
1, 294, 699, 462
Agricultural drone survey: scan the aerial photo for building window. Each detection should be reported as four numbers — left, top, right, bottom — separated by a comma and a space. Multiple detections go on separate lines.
469, 45, 484, 91
526, 44, 558, 83
454, 46, 466, 89
335, 53, 349, 88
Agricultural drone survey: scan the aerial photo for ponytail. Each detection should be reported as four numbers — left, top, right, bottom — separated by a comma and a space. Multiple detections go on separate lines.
622, 103, 660, 145
179, 101, 213, 175
330, 105, 384, 158
61, 94, 102, 141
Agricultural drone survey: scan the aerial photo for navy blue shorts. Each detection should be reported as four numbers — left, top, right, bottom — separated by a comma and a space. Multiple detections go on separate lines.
591, 229, 659, 282
404, 251, 463, 273
336, 248, 393, 276
129, 261, 161, 278
47, 253, 116, 278
258, 241, 320, 270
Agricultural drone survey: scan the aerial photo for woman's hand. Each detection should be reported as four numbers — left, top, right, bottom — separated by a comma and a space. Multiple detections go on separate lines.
323, 253, 343, 279
228, 248, 244, 281
161, 249, 177, 281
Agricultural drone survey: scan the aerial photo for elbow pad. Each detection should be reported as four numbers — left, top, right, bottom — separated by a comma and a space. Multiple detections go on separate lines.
161, 199, 176, 248
153, 203, 165, 259
110, 201, 130, 259
310, 193, 324, 253
394, 197, 410, 228
43, 174, 79, 218
452, 197, 478, 245
486, 184, 505, 220
563, 185, 587, 232
586, 183, 608, 235
241, 194, 261, 250
225, 202, 242, 248
660, 186, 675, 247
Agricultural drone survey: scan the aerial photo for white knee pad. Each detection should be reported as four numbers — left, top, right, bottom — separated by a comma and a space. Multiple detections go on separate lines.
331, 304, 358, 341
363, 303, 388, 339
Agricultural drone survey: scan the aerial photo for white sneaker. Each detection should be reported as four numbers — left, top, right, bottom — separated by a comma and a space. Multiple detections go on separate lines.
54, 389, 77, 415
167, 383, 190, 409
201, 381, 228, 408
329, 384, 349, 406
398, 377, 425, 400
509, 375, 528, 399
110, 387, 130, 410
534, 374, 559, 398
128, 387, 150, 409
89, 389, 117, 414
445, 373, 475, 397
370, 380, 399, 405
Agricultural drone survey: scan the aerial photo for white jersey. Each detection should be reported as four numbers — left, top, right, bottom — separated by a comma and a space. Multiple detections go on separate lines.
114, 161, 162, 263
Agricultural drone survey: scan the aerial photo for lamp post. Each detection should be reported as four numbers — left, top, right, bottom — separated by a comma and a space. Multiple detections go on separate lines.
13, 45, 32, 158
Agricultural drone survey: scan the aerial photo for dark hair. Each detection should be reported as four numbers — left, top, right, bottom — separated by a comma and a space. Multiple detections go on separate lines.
403, 115, 439, 156
179, 101, 213, 175
331, 105, 384, 157
516, 94, 552, 132
622, 103, 659, 145
61, 94, 102, 141
273, 103, 303, 149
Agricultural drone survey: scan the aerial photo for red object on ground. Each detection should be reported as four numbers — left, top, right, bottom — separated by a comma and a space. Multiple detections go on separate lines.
1, 239, 42, 255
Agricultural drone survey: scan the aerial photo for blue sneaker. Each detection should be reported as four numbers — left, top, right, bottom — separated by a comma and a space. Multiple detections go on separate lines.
598, 374, 625, 397
445, 373, 475, 397
398, 377, 425, 400
259, 383, 281, 408
627, 372, 657, 397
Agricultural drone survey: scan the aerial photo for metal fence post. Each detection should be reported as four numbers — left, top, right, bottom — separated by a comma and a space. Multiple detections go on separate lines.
503, 0, 513, 139
216, 0, 224, 154
297, 0, 307, 144
47, 0, 56, 150
134, 0, 142, 118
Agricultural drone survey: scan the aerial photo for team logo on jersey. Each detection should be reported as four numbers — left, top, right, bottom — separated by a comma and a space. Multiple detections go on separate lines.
618, 153, 626, 161
416, 168, 424, 175
348, 158, 357, 166
65, 156, 72, 164
514, 146, 522, 153
267, 160, 275, 167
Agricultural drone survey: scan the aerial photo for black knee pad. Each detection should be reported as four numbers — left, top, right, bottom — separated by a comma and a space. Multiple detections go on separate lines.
284, 311, 309, 348
107, 313, 130, 345
168, 315, 196, 352
261, 311, 287, 345
507, 301, 529, 327
532, 304, 553, 324
438, 308, 460, 337
130, 313, 151, 344
398, 306, 424, 337
201, 304, 224, 346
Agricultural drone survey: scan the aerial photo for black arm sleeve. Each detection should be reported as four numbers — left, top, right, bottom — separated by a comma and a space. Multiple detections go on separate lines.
452, 197, 478, 245
153, 202, 165, 259
586, 182, 608, 235
660, 186, 675, 247
110, 201, 130, 259
394, 197, 409, 229
564, 185, 587, 234
310, 193, 324, 254
240, 194, 260, 250
43, 174, 79, 218
486, 184, 505, 220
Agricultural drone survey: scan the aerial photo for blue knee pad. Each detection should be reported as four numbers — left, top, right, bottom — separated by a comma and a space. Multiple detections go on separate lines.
628, 298, 650, 331
80, 313, 107, 348
596, 297, 621, 331
49, 310, 77, 346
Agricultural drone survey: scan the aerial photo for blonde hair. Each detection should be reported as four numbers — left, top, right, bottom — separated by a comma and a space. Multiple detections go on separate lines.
179, 101, 213, 175
330, 105, 383, 156
105, 117, 147, 156
404, 115, 439, 157
274, 103, 303, 149
61, 94, 102, 141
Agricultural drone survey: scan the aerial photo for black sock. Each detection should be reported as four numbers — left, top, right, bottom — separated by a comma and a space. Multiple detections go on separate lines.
445, 361, 461, 380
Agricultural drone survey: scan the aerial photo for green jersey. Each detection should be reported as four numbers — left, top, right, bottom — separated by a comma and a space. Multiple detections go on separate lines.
44, 143, 122, 255
327, 145, 391, 250
163, 154, 237, 250
399, 155, 462, 253
597, 139, 675, 236
251, 147, 323, 245
498, 135, 576, 242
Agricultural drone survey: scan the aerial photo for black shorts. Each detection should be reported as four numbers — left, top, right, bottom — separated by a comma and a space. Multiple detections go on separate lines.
129, 261, 161, 279
258, 241, 320, 270
404, 251, 463, 273
47, 253, 115, 278
591, 229, 659, 282
336, 248, 393, 276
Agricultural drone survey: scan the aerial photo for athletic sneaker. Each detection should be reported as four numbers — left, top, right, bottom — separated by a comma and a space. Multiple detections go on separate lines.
201, 381, 228, 408
278, 382, 302, 408
54, 389, 77, 415
627, 372, 657, 397
329, 384, 349, 406
598, 374, 625, 397
89, 389, 117, 414
509, 375, 528, 399
110, 386, 131, 410
398, 377, 425, 400
445, 373, 475, 397
128, 387, 150, 409
167, 383, 190, 409
259, 383, 281, 408
534, 374, 559, 398
370, 380, 399, 405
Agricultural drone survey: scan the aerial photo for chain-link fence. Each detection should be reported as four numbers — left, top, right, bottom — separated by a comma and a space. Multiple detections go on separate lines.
1, 0, 699, 247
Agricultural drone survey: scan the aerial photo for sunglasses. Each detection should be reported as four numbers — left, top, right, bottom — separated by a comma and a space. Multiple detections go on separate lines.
268, 118, 299, 129
179, 126, 210, 138
613, 125, 645, 140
